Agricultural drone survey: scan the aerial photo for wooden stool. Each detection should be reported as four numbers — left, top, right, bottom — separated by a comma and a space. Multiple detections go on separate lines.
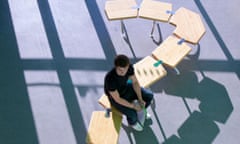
98, 94, 122, 116
86, 111, 122, 144
139, 0, 172, 22
98, 94, 111, 109
105, 0, 139, 38
133, 56, 167, 88
138, 0, 172, 36
105, 0, 138, 20
152, 35, 192, 74
169, 7, 206, 44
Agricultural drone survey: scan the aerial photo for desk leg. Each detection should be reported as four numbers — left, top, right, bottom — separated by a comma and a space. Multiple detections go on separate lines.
121, 20, 127, 39
173, 67, 180, 75
187, 43, 200, 58
150, 21, 156, 37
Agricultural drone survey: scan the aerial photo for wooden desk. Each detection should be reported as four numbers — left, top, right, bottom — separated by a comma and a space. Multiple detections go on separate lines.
86, 111, 122, 144
138, 0, 172, 36
169, 7, 206, 44
134, 56, 167, 88
152, 36, 192, 68
139, 0, 172, 22
105, 0, 138, 20
98, 94, 111, 109
105, 0, 138, 39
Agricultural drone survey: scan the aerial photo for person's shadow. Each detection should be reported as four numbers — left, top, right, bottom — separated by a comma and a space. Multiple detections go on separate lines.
122, 119, 159, 144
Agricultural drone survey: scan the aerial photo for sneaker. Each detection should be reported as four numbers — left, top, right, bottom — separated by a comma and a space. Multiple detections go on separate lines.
131, 122, 143, 131
146, 112, 151, 120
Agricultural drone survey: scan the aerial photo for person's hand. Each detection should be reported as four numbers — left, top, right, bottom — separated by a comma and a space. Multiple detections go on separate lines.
139, 99, 146, 108
133, 104, 142, 111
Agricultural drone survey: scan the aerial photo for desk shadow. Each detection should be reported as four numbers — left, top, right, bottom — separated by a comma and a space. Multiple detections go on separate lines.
163, 111, 219, 144
196, 77, 233, 123
122, 119, 159, 144
151, 69, 233, 143
152, 70, 233, 124
151, 71, 198, 99
186, 43, 200, 61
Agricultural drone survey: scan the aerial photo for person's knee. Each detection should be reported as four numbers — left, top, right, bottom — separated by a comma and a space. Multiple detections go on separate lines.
126, 111, 138, 125
143, 90, 154, 101
143, 92, 153, 107
126, 109, 137, 117
149, 93, 154, 101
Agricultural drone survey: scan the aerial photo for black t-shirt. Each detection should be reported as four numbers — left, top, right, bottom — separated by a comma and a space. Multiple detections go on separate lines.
104, 64, 134, 97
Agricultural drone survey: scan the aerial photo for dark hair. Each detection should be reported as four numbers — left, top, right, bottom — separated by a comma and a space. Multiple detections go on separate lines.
114, 54, 130, 67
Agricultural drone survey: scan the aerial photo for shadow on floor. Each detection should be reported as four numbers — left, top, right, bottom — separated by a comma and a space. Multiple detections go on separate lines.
0, 1, 39, 143
150, 68, 233, 143
122, 119, 159, 144
194, 0, 240, 79
84, 0, 117, 64
163, 111, 219, 144
37, 0, 88, 143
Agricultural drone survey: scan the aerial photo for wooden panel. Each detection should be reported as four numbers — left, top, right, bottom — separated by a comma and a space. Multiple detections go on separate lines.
134, 56, 167, 88
169, 7, 206, 44
152, 36, 192, 67
139, 0, 172, 22
98, 94, 110, 109
86, 111, 122, 144
98, 94, 122, 115
105, 0, 138, 20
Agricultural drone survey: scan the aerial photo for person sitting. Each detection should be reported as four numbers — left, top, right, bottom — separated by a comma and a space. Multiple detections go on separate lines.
104, 54, 153, 131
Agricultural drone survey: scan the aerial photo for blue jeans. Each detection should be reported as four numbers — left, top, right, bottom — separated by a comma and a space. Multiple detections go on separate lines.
108, 83, 153, 125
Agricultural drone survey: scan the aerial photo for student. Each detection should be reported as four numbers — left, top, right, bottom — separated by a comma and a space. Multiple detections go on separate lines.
104, 54, 153, 131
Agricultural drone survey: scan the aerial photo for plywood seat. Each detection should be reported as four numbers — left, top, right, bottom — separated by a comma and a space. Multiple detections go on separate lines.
152, 35, 192, 68
169, 7, 206, 44
105, 0, 138, 20
98, 94, 122, 116
86, 111, 123, 144
138, 0, 172, 22
133, 56, 167, 88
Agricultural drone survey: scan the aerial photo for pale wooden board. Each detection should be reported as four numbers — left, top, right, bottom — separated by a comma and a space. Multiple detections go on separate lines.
169, 7, 206, 44
152, 35, 192, 67
138, 0, 172, 22
105, 0, 138, 20
133, 56, 167, 88
98, 94, 111, 109
98, 94, 122, 114
86, 111, 122, 144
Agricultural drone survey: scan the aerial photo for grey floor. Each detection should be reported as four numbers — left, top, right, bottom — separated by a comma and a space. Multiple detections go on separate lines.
1, 0, 240, 144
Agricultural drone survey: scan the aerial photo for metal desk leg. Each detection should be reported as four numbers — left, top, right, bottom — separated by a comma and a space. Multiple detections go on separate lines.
120, 20, 127, 39
150, 21, 156, 37
173, 67, 180, 75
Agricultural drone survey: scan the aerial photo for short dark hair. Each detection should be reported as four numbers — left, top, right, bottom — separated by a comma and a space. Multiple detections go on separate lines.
114, 54, 130, 67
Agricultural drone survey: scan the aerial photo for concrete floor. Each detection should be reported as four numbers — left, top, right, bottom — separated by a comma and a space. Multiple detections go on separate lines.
0, 0, 240, 144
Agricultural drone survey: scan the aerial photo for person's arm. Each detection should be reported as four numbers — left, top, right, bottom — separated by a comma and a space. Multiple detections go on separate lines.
129, 75, 146, 107
109, 90, 141, 111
